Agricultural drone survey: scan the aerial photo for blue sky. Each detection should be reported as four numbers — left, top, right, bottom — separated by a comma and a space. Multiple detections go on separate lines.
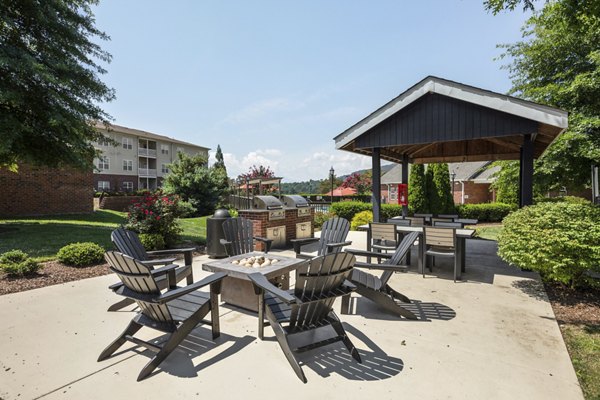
92, 1, 534, 182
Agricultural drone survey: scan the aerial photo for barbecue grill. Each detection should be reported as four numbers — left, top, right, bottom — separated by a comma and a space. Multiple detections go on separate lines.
282, 195, 311, 217
253, 195, 285, 221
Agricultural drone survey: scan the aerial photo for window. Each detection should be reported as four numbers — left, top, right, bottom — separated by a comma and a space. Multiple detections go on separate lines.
161, 164, 169, 173
389, 185, 397, 200
98, 181, 110, 191
161, 144, 169, 155
122, 160, 133, 171
97, 136, 111, 146
122, 137, 133, 150
97, 156, 109, 170
122, 181, 133, 192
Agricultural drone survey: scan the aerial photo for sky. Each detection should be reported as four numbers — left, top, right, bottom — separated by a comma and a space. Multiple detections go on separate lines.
92, 0, 535, 182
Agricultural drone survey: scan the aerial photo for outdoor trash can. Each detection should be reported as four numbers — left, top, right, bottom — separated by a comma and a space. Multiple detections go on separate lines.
206, 209, 232, 258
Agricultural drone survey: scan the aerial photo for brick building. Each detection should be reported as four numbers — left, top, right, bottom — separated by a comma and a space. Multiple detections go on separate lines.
94, 123, 209, 192
0, 164, 93, 217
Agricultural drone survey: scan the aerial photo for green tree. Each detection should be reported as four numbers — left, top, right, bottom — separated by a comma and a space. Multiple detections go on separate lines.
214, 145, 226, 171
433, 163, 455, 213
163, 152, 228, 216
408, 164, 428, 213
425, 164, 440, 214
0, 0, 115, 171
490, 0, 600, 195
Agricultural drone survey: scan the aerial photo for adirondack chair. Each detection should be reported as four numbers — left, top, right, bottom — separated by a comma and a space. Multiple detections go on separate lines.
291, 217, 352, 259
220, 217, 273, 255
108, 227, 195, 311
342, 231, 420, 319
249, 252, 361, 383
99, 251, 226, 381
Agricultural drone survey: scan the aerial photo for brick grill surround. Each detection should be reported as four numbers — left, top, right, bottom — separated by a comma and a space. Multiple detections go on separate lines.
0, 164, 93, 217
239, 208, 315, 251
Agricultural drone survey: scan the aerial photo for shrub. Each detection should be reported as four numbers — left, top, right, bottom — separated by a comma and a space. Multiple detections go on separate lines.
330, 201, 371, 221
228, 208, 239, 218
57, 242, 105, 267
314, 211, 334, 230
408, 164, 428, 214
351, 210, 373, 230
456, 202, 517, 222
126, 191, 183, 246
381, 204, 405, 221
535, 196, 590, 205
176, 200, 196, 218
498, 203, 600, 288
0, 250, 42, 276
139, 233, 166, 251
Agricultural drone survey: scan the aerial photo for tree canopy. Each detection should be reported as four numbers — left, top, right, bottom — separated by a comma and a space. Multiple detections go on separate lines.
0, 0, 115, 171
408, 164, 428, 213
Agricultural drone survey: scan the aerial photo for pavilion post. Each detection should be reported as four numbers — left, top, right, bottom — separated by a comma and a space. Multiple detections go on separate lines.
519, 134, 534, 207
372, 147, 381, 222
401, 154, 409, 217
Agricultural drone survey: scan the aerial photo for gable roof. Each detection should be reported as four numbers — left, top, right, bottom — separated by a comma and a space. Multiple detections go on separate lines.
334, 76, 568, 164
95, 122, 209, 151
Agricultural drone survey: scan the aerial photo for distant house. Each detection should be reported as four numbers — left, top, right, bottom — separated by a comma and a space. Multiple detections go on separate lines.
93, 123, 209, 192
380, 162, 498, 205
325, 187, 357, 196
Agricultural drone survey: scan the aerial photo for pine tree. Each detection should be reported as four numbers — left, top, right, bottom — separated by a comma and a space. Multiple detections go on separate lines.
425, 164, 439, 214
212, 145, 229, 202
408, 164, 428, 214
214, 145, 226, 171
433, 163, 455, 213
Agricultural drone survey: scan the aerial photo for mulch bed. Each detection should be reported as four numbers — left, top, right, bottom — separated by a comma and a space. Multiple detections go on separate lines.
544, 282, 600, 326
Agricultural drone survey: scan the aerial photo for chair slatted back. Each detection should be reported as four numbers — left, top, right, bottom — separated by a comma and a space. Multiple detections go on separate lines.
387, 218, 411, 226
289, 252, 355, 332
370, 222, 397, 242
437, 214, 459, 220
406, 216, 425, 227
431, 217, 453, 226
433, 221, 464, 228
105, 251, 173, 324
424, 227, 456, 249
317, 217, 350, 256
222, 217, 255, 256
379, 231, 419, 286
111, 227, 149, 260
414, 213, 433, 218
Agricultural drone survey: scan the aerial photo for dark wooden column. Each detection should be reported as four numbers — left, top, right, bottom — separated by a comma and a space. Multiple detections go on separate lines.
519, 134, 534, 207
401, 154, 409, 217
372, 147, 381, 222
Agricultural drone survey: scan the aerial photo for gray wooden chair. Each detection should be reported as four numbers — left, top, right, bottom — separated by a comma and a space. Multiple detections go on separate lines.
220, 217, 273, 255
249, 252, 361, 383
108, 227, 195, 311
437, 214, 459, 220
433, 221, 464, 228
343, 232, 419, 319
423, 227, 459, 282
406, 216, 426, 227
99, 251, 226, 381
291, 217, 351, 259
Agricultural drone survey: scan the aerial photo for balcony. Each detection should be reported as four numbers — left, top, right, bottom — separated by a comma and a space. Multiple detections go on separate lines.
138, 168, 157, 178
138, 148, 157, 158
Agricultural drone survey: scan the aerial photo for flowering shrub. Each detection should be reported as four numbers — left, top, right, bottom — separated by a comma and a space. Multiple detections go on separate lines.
126, 191, 183, 246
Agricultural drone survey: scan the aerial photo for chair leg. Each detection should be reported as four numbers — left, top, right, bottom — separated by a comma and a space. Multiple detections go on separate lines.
340, 293, 351, 315
210, 292, 220, 339
454, 254, 459, 283
385, 285, 411, 303
329, 316, 361, 363
271, 321, 307, 383
107, 297, 136, 312
98, 319, 143, 361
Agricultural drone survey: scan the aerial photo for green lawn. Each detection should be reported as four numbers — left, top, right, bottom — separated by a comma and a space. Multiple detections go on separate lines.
562, 324, 600, 399
475, 224, 503, 241
0, 210, 207, 261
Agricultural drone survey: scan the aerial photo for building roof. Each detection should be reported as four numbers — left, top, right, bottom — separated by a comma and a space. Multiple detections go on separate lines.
95, 122, 210, 150
381, 164, 404, 184
334, 76, 568, 164
326, 187, 357, 196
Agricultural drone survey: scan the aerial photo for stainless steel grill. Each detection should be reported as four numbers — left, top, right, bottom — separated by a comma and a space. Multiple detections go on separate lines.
282, 195, 309, 209
253, 195, 284, 210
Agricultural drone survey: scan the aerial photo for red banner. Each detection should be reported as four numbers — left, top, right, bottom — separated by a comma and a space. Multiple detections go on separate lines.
398, 184, 408, 206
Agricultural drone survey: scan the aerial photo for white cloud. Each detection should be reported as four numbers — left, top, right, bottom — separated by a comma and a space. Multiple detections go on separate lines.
222, 98, 305, 125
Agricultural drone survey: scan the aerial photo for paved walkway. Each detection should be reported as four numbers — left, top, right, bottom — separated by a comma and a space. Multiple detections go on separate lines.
0, 232, 583, 399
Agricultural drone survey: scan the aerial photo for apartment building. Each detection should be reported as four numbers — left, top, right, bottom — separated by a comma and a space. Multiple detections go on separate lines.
93, 123, 209, 192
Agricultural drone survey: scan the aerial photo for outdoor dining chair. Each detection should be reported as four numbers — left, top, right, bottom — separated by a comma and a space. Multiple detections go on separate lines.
437, 214, 459, 220
423, 226, 459, 282
100, 251, 226, 381
433, 221, 465, 228
406, 216, 426, 226
220, 217, 273, 255
369, 222, 399, 255
291, 216, 351, 259
248, 252, 361, 383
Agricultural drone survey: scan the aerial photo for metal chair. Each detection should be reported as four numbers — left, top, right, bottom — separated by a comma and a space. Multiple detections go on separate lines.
423, 227, 459, 282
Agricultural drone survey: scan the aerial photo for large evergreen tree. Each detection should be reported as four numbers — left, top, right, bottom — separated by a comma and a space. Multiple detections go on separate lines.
433, 163, 455, 213
425, 164, 440, 214
214, 145, 226, 171
0, 0, 115, 171
408, 164, 428, 214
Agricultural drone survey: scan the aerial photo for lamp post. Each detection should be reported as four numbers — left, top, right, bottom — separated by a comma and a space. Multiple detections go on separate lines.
451, 171, 456, 197
329, 166, 335, 204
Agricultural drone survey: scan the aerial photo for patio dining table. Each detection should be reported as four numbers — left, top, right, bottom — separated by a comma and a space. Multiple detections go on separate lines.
357, 224, 475, 280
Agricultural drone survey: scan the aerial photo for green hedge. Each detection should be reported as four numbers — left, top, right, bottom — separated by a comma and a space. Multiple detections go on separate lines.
535, 196, 590, 205
330, 201, 371, 221
456, 203, 517, 222
498, 202, 600, 288
57, 242, 105, 267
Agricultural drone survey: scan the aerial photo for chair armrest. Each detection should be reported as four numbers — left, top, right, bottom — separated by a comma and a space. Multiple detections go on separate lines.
344, 248, 393, 259
253, 237, 273, 253
248, 273, 297, 305
147, 247, 196, 256
150, 263, 179, 276
325, 241, 352, 252
155, 272, 227, 304
140, 257, 177, 267
290, 237, 320, 254
353, 261, 408, 272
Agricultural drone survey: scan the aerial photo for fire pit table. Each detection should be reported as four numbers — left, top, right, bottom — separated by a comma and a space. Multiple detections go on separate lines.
202, 252, 306, 312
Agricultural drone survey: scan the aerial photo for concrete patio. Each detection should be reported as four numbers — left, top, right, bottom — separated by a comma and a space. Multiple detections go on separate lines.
0, 232, 584, 399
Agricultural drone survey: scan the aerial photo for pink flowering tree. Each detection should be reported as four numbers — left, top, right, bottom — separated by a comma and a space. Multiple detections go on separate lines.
341, 172, 372, 195
237, 165, 278, 194
125, 191, 183, 246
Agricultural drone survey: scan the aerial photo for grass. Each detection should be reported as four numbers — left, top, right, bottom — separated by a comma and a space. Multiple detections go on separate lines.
475, 224, 503, 241
561, 324, 600, 399
0, 210, 207, 261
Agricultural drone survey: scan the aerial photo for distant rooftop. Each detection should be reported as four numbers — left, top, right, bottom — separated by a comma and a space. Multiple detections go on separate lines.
95, 122, 209, 151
